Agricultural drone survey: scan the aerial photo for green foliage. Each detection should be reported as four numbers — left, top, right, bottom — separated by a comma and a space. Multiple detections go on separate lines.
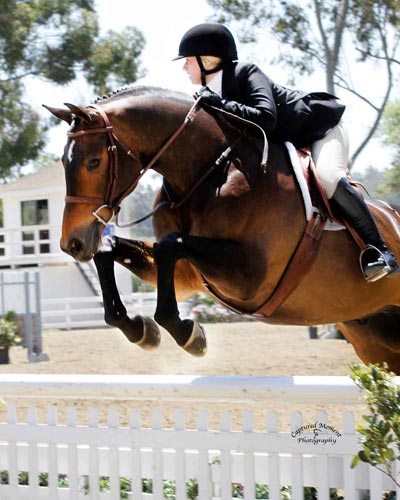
0, 469, 358, 498
0, 313, 19, 348
349, 0, 400, 61
350, 363, 400, 487
0, 0, 145, 180
208, 0, 400, 88
85, 26, 145, 96
377, 100, 400, 201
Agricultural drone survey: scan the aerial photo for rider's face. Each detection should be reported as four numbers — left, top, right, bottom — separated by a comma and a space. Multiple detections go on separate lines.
183, 57, 201, 85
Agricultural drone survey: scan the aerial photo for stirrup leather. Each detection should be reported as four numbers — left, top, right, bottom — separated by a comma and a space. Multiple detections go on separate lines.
359, 244, 394, 283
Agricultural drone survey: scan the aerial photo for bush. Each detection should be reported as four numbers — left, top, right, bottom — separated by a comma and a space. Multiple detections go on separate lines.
350, 363, 400, 487
0, 314, 20, 348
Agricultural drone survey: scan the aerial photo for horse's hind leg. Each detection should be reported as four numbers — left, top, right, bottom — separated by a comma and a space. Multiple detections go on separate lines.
153, 232, 207, 356
93, 236, 161, 350
340, 306, 400, 374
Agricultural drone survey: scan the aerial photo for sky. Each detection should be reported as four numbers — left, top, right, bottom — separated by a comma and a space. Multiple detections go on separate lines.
32, 0, 395, 175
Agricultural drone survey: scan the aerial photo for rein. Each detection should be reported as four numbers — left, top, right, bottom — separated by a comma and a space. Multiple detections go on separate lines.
66, 97, 202, 226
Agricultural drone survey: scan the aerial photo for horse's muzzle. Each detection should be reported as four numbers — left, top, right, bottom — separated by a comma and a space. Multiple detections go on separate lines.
61, 233, 99, 263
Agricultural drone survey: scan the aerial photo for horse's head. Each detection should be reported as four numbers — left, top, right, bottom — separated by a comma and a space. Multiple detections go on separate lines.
44, 101, 142, 262
45, 88, 233, 262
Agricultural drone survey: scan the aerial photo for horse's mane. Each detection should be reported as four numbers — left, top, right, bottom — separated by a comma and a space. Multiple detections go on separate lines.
94, 86, 192, 105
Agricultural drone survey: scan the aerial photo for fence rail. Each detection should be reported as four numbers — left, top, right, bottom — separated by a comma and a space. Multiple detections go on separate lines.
41, 293, 192, 330
41, 293, 159, 329
0, 375, 399, 499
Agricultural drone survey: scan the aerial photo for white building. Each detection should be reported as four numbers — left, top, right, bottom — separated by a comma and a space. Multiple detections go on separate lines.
0, 162, 132, 302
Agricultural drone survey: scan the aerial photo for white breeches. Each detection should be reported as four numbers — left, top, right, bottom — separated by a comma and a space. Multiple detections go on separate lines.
310, 120, 350, 199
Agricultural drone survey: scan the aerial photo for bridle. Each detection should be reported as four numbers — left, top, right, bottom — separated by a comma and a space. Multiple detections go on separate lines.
65, 95, 267, 228
65, 98, 201, 226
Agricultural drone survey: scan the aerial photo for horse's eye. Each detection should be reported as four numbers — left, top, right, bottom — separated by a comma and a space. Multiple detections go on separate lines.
87, 158, 101, 171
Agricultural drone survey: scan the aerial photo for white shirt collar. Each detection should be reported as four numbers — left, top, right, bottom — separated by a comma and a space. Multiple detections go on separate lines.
206, 70, 223, 96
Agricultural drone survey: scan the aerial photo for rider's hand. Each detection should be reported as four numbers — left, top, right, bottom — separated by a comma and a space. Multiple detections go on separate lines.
197, 87, 224, 108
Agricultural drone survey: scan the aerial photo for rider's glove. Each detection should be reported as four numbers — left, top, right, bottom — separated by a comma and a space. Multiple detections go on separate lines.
196, 87, 224, 108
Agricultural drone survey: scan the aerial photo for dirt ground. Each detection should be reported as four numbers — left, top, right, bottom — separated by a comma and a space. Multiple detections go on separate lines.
0, 322, 363, 431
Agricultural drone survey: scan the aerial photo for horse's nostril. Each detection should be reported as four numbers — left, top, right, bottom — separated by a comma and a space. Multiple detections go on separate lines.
68, 238, 83, 256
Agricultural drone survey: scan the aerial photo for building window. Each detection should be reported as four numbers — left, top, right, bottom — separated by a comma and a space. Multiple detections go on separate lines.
21, 199, 49, 226
21, 200, 50, 255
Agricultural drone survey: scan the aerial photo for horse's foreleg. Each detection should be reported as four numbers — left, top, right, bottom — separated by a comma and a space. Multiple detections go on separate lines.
93, 236, 161, 350
153, 232, 207, 357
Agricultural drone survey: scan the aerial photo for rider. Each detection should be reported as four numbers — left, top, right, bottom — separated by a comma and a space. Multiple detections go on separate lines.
174, 22, 400, 282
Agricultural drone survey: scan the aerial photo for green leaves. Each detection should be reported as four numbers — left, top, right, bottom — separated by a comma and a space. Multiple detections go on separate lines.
85, 26, 146, 95
0, 0, 145, 179
376, 100, 400, 201
350, 364, 400, 486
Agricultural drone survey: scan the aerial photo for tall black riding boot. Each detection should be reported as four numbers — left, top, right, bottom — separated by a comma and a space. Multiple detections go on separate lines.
330, 178, 400, 282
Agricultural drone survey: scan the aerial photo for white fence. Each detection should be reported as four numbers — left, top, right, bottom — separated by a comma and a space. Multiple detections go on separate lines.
0, 375, 399, 499
41, 294, 192, 330
41, 293, 158, 330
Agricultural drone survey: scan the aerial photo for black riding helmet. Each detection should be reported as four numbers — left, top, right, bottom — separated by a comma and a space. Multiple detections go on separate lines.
174, 23, 238, 85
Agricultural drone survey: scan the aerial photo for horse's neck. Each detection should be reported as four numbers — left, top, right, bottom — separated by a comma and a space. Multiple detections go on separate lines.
111, 97, 229, 193
151, 110, 227, 193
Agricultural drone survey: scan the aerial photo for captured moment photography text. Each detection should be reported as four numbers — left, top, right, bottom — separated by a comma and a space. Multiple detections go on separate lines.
291, 421, 342, 446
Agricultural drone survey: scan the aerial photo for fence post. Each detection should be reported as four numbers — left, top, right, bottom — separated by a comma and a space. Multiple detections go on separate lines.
34, 272, 43, 355
32, 272, 48, 362
24, 271, 32, 360
0, 273, 4, 315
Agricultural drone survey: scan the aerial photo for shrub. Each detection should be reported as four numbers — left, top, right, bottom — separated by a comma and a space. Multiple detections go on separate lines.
0, 316, 20, 348
350, 363, 400, 487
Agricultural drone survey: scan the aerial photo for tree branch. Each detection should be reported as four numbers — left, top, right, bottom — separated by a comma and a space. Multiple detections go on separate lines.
334, 75, 380, 112
350, 22, 394, 166
0, 71, 39, 83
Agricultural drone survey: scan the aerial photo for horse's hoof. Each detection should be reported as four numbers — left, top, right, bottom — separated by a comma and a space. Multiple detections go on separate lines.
135, 316, 161, 350
182, 322, 207, 357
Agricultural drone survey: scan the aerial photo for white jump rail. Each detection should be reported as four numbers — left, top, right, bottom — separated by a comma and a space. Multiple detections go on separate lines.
0, 373, 365, 403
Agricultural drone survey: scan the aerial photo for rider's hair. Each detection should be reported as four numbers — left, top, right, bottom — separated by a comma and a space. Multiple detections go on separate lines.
200, 55, 223, 71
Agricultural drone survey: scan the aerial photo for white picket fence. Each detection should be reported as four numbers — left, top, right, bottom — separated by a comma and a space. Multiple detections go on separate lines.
0, 374, 399, 499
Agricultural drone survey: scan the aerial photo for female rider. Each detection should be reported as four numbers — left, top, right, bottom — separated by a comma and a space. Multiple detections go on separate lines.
174, 22, 400, 282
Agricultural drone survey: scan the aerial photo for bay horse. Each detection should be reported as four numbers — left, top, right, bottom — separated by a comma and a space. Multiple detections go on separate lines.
44, 87, 400, 372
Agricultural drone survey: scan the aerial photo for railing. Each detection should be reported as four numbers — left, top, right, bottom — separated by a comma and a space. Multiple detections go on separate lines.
41, 293, 157, 329
0, 375, 399, 499
41, 293, 192, 330
0, 224, 67, 265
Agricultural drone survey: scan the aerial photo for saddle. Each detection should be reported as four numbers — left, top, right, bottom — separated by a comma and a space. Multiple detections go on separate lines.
286, 142, 364, 245
205, 142, 364, 318
252, 143, 365, 318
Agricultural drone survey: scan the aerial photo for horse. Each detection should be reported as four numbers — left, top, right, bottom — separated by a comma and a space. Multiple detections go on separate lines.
44, 87, 400, 372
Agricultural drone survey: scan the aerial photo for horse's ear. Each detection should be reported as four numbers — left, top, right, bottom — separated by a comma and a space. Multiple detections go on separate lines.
63, 103, 99, 124
42, 104, 73, 124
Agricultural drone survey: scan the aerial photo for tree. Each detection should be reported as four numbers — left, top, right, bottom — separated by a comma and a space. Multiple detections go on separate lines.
0, 0, 145, 181
375, 100, 400, 203
207, 0, 400, 166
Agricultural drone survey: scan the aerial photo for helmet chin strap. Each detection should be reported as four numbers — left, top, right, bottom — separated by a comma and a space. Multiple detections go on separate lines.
196, 56, 225, 86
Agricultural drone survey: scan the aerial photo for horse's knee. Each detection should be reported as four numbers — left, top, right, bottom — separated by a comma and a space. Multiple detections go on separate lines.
154, 232, 184, 262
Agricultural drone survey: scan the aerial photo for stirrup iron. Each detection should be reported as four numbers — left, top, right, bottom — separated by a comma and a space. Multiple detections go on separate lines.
360, 244, 394, 283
